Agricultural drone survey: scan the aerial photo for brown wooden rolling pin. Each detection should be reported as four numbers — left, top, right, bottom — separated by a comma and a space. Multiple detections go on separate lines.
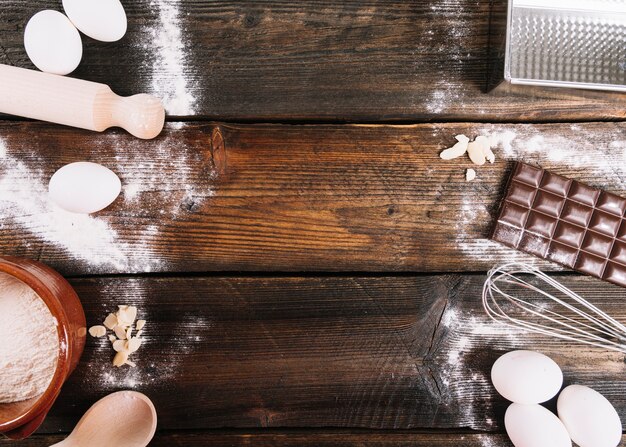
0, 64, 165, 139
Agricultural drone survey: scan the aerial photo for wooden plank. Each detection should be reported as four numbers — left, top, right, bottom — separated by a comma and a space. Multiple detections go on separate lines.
23, 275, 626, 432
0, 431, 515, 446
1, 121, 624, 275
5, 431, 626, 447
1, 1, 624, 121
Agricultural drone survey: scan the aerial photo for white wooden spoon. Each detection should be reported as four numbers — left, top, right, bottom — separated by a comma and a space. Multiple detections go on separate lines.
51, 391, 157, 447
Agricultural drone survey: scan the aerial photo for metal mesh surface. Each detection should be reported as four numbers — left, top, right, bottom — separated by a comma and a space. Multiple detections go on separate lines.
507, 3, 626, 88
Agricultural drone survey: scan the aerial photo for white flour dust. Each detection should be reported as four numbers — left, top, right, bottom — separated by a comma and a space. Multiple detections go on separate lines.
0, 144, 139, 272
0, 272, 58, 403
0, 131, 215, 273
439, 307, 526, 429
423, 0, 472, 114
484, 125, 626, 190
144, 0, 198, 115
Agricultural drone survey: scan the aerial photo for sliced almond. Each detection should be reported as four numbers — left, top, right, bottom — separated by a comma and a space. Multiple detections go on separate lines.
88, 325, 106, 338
113, 351, 128, 367
467, 141, 486, 165
136, 320, 146, 331
114, 326, 127, 340
125, 360, 137, 367
440, 137, 469, 160
475, 135, 495, 163
103, 313, 118, 330
108, 335, 117, 343
126, 327, 133, 340
112, 339, 128, 353
466, 168, 476, 182
117, 306, 138, 327
128, 337, 142, 353
136, 330, 143, 337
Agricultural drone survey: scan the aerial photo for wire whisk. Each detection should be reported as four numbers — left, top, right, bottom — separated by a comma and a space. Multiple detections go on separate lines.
482, 263, 626, 354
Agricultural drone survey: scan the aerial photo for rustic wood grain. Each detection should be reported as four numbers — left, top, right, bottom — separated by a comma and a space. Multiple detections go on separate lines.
0, 1, 624, 121
1, 121, 625, 275
21, 275, 624, 433
5, 431, 626, 447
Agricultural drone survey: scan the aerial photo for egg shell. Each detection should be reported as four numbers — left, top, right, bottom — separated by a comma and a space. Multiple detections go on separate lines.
505, 403, 571, 447
557, 384, 622, 447
49, 162, 121, 214
62, 0, 127, 42
491, 350, 563, 404
24, 10, 83, 75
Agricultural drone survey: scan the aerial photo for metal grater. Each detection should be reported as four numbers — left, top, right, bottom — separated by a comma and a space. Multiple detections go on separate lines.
504, 0, 626, 91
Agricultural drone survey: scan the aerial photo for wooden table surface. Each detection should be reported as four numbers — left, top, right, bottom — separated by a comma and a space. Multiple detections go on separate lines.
1, 1, 625, 446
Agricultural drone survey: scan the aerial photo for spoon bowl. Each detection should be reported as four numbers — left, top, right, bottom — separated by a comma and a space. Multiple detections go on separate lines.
52, 391, 156, 447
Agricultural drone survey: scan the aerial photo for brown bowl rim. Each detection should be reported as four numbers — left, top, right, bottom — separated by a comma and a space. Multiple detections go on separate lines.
0, 260, 72, 433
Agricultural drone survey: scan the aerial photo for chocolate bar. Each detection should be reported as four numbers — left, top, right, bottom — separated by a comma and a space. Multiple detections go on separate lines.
492, 162, 626, 288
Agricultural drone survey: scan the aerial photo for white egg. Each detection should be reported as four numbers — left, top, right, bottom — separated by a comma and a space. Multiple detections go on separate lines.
24, 10, 82, 75
505, 403, 571, 447
491, 350, 563, 404
49, 162, 121, 214
62, 0, 127, 42
557, 385, 622, 447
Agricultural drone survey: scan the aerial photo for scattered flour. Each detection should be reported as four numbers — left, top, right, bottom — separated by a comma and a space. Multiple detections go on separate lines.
0, 272, 58, 403
0, 130, 215, 273
144, 0, 197, 115
438, 306, 528, 430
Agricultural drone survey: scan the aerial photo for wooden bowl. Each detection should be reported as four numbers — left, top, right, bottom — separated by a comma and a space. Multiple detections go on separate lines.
0, 256, 86, 440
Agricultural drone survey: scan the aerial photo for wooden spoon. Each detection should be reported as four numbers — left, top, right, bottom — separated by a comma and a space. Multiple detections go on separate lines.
51, 391, 157, 447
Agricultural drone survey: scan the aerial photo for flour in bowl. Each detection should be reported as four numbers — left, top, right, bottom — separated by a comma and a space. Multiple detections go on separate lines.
0, 272, 59, 403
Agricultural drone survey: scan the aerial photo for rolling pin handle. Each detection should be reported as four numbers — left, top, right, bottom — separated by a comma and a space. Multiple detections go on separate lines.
98, 91, 166, 140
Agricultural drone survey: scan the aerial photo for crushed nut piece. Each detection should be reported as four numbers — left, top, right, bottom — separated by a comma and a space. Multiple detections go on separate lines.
113, 351, 128, 367
466, 168, 476, 181
114, 326, 127, 340
440, 134, 470, 160
467, 141, 486, 165
88, 325, 106, 338
103, 313, 118, 330
89, 305, 146, 368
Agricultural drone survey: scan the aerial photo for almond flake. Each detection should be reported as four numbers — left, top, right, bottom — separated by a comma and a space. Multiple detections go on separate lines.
114, 326, 127, 340
128, 337, 142, 353
136, 320, 146, 331
113, 351, 128, 367
112, 339, 128, 353
88, 325, 107, 338
103, 313, 118, 330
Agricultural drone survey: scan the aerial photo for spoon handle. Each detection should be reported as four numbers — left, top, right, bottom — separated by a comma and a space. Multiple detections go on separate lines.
0, 64, 165, 139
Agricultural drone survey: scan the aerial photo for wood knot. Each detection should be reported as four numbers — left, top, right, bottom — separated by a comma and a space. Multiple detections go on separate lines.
210, 126, 227, 175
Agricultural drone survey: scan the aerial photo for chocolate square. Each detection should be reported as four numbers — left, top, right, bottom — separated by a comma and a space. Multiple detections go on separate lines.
568, 182, 600, 207
507, 181, 538, 208
512, 163, 543, 187
553, 221, 585, 248
588, 210, 622, 237
533, 190, 566, 218
596, 191, 626, 217
581, 232, 613, 258
561, 200, 593, 227
540, 171, 572, 197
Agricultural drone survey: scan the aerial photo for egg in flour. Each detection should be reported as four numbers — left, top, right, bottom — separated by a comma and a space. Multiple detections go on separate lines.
49, 162, 122, 214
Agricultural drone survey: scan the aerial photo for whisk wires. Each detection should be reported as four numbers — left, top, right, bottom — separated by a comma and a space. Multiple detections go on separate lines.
483, 263, 626, 354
